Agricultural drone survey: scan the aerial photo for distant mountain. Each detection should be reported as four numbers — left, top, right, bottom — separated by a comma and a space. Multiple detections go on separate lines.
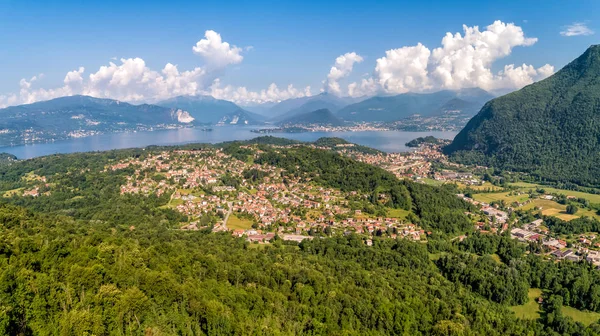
0, 95, 191, 145
217, 108, 265, 125
277, 109, 344, 126
436, 98, 482, 115
336, 89, 494, 122
271, 99, 344, 123
444, 45, 600, 187
241, 102, 278, 116
267, 92, 361, 119
156, 95, 263, 124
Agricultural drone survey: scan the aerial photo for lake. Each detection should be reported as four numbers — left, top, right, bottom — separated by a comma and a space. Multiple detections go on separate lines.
0, 126, 458, 159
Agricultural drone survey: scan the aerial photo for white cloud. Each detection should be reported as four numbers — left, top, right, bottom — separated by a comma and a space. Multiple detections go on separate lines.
560, 22, 594, 37
209, 79, 311, 105
349, 20, 553, 97
0, 31, 245, 108
192, 30, 243, 69
324, 52, 363, 95
348, 78, 378, 98
375, 43, 431, 93
0, 21, 555, 108
493, 63, 555, 89
83, 58, 207, 102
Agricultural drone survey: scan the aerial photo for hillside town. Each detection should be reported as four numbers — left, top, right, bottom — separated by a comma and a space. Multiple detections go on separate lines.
109, 146, 426, 245
99, 140, 600, 268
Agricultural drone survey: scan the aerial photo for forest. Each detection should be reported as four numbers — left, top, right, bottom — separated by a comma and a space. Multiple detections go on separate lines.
1, 139, 600, 334
444, 45, 600, 187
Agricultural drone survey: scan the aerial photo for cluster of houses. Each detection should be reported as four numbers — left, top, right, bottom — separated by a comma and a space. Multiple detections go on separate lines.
338, 148, 439, 179
458, 194, 510, 227
510, 219, 600, 266
108, 146, 429, 245
434, 171, 479, 184
22, 187, 40, 197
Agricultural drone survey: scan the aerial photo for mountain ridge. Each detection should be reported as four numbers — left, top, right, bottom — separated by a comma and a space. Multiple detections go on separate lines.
336, 88, 494, 122
277, 108, 344, 126
444, 45, 600, 186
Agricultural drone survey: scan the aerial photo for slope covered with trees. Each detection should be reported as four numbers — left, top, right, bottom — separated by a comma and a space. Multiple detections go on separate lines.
445, 45, 600, 187
2, 139, 600, 334
0, 203, 555, 335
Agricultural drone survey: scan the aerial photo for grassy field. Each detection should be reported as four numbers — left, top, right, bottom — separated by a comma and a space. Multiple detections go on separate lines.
420, 178, 445, 186
510, 288, 542, 320
471, 183, 600, 221
227, 215, 254, 230
520, 199, 578, 220
387, 208, 410, 219
509, 182, 600, 204
472, 192, 530, 204
509, 288, 600, 324
520, 199, 600, 221
2, 188, 23, 197
458, 182, 504, 191
562, 306, 600, 325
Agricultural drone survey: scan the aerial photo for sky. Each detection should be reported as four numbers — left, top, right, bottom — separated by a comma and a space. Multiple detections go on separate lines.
0, 0, 597, 107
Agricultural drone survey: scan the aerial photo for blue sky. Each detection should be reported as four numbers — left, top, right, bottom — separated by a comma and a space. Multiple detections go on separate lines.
0, 0, 597, 106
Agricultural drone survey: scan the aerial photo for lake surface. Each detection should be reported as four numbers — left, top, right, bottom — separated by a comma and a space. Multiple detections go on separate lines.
0, 126, 458, 159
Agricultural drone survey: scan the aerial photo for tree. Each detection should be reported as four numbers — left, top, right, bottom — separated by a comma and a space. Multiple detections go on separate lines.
566, 204, 578, 215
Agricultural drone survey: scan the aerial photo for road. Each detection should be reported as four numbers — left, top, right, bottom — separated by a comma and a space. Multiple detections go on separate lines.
221, 201, 233, 231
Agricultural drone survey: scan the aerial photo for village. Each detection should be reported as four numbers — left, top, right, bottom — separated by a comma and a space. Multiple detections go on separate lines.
109, 146, 426, 245
8, 138, 600, 268
101, 141, 600, 267
336, 141, 600, 267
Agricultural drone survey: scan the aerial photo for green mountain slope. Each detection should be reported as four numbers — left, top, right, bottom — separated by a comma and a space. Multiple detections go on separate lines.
444, 45, 600, 187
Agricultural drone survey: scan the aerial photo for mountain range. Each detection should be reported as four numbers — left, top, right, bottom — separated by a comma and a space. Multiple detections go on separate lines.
277, 108, 344, 126
0, 95, 192, 144
156, 95, 265, 125
444, 45, 600, 187
336, 88, 494, 122
263, 92, 360, 120
0, 86, 497, 146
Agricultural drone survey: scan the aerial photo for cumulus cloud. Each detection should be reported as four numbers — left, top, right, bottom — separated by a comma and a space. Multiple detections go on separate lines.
0, 21, 555, 108
323, 52, 363, 95
375, 43, 431, 93
349, 20, 553, 97
0, 30, 245, 108
560, 22, 594, 37
493, 63, 554, 89
209, 79, 311, 105
192, 30, 243, 69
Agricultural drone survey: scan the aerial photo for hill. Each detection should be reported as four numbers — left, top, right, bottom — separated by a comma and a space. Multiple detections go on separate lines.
0, 95, 191, 145
337, 88, 494, 122
271, 98, 344, 123
156, 95, 263, 124
266, 92, 358, 119
444, 45, 600, 187
0, 139, 597, 335
277, 108, 344, 126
